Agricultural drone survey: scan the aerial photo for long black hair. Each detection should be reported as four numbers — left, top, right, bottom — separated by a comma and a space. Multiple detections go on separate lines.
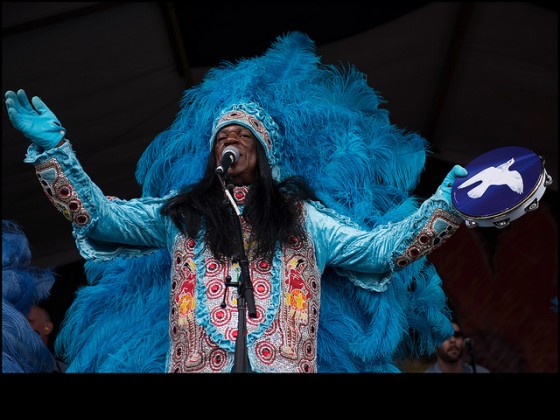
161, 140, 318, 262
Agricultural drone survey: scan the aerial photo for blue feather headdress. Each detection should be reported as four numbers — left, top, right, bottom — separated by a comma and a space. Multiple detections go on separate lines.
56, 32, 452, 372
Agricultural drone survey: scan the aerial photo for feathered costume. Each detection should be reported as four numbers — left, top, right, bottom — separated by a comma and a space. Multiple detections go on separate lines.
40, 32, 455, 372
2, 220, 57, 373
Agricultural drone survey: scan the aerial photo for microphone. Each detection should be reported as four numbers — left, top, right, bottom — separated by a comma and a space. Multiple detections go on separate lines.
463, 337, 474, 350
216, 146, 240, 175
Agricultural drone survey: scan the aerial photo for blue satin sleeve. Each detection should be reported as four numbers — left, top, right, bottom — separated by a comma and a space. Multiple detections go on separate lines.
305, 194, 463, 292
24, 140, 177, 261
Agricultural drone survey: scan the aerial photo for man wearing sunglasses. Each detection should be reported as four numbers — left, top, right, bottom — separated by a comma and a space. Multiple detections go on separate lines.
425, 320, 490, 373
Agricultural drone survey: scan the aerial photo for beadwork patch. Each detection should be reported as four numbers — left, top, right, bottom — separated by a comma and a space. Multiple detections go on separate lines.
395, 209, 462, 268
34, 158, 91, 227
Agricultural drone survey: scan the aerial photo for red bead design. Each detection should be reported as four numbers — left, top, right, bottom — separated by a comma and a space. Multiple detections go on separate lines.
251, 278, 270, 299
206, 259, 220, 275
232, 186, 249, 204
287, 229, 304, 249
206, 279, 224, 299
223, 326, 238, 342
259, 260, 269, 270
34, 159, 91, 227
397, 258, 409, 267
209, 348, 228, 371
255, 341, 275, 363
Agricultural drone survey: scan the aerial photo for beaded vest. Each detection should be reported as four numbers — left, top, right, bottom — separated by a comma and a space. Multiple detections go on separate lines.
167, 186, 321, 373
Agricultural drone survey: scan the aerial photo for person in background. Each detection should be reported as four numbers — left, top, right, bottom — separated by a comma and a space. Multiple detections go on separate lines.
27, 304, 67, 373
425, 320, 490, 373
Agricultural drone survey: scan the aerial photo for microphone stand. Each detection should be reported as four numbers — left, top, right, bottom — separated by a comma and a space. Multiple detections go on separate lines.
216, 171, 257, 373
465, 338, 477, 373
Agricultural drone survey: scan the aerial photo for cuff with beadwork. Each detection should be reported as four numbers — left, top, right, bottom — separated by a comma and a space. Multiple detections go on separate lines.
395, 209, 462, 268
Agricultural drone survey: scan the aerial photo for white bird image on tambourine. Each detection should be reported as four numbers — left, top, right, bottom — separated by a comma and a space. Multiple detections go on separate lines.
451, 146, 552, 228
457, 157, 524, 199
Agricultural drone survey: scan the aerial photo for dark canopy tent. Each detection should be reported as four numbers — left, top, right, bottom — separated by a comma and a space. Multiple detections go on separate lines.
2, 2, 557, 372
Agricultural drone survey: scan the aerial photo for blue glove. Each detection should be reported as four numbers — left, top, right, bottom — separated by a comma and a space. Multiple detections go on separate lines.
5, 89, 66, 150
438, 164, 468, 202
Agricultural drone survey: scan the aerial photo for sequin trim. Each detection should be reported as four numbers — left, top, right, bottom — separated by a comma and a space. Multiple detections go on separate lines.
34, 158, 91, 227
395, 209, 462, 268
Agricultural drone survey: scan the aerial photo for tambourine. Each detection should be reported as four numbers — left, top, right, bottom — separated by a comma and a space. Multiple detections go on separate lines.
451, 146, 553, 229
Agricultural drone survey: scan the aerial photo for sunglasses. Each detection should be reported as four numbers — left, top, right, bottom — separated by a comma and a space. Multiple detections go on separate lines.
453, 331, 464, 338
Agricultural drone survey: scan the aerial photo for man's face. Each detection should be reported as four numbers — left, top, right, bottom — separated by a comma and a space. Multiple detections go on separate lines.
436, 322, 464, 363
213, 124, 258, 185
27, 305, 52, 346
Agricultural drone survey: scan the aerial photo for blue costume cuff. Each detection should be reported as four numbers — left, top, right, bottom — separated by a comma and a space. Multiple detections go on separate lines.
393, 196, 463, 268
25, 141, 92, 228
